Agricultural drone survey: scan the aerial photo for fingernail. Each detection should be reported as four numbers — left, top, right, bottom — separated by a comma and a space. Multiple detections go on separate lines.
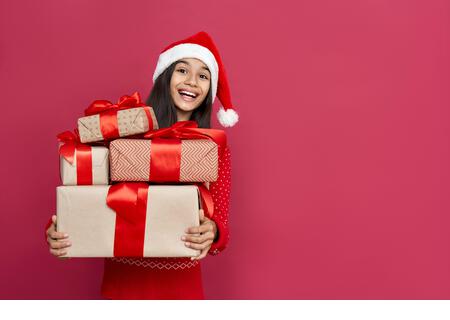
64, 233, 68, 237
181, 236, 186, 240
185, 228, 189, 233
185, 242, 189, 247
66, 241, 71, 246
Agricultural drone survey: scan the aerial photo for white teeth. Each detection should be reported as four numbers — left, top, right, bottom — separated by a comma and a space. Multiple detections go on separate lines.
179, 90, 197, 98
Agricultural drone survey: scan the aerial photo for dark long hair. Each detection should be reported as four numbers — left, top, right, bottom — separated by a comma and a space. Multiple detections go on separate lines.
146, 61, 213, 129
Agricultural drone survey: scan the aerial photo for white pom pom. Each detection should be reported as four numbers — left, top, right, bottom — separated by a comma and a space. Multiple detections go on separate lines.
217, 107, 239, 127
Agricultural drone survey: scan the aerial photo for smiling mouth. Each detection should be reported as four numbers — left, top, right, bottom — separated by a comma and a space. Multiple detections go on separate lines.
178, 89, 198, 101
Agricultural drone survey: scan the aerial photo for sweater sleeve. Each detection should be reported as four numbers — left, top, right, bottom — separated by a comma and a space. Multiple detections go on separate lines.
207, 146, 231, 256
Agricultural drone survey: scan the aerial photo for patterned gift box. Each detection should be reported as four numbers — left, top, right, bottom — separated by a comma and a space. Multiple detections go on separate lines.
77, 92, 159, 143
56, 184, 204, 257
109, 138, 218, 182
78, 106, 158, 143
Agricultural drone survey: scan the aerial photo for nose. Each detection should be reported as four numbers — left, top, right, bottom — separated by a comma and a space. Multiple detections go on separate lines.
184, 73, 198, 87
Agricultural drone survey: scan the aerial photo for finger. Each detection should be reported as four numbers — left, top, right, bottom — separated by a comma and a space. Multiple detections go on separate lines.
192, 247, 209, 260
50, 248, 68, 257
198, 248, 208, 259
46, 223, 56, 236
50, 240, 72, 249
49, 230, 69, 240
52, 215, 57, 225
183, 231, 214, 244
185, 239, 213, 250
186, 223, 213, 235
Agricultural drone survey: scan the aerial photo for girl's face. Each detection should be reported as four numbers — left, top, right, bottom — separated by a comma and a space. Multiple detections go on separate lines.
170, 58, 211, 116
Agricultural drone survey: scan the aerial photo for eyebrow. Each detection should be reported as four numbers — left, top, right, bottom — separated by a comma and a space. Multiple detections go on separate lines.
178, 60, 210, 73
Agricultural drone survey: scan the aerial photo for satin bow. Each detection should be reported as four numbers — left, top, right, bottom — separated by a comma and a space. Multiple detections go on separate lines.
57, 130, 82, 164
143, 120, 227, 150
84, 91, 146, 116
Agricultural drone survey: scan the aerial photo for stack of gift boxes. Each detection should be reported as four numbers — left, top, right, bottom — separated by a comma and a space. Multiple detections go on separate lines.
56, 92, 226, 258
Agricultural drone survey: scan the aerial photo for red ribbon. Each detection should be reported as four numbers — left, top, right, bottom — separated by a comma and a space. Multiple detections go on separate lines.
84, 92, 154, 140
57, 131, 93, 185
106, 183, 149, 257
143, 121, 227, 150
143, 121, 227, 181
106, 182, 214, 257
84, 91, 146, 116
196, 183, 214, 219
149, 138, 182, 182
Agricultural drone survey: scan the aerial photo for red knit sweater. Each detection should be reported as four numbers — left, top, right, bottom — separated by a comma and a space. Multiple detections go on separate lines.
45, 146, 231, 299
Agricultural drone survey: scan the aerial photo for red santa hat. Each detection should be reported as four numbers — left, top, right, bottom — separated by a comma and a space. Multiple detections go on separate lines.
152, 31, 239, 127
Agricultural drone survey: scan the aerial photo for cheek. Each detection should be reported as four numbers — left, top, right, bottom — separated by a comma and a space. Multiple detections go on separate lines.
169, 86, 177, 100
201, 82, 211, 98
170, 72, 183, 87
170, 77, 180, 96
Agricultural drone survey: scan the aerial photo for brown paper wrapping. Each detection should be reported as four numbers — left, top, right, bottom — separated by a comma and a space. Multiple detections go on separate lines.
56, 185, 201, 257
77, 107, 159, 143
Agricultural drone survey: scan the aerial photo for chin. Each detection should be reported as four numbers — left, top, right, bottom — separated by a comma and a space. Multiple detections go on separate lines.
174, 100, 201, 112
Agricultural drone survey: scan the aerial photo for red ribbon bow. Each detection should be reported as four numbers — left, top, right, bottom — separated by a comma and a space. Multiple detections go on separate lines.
84, 91, 146, 116
143, 120, 227, 150
57, 130, 83, 164
57, 130, 93, 185
83, 91, 155, 141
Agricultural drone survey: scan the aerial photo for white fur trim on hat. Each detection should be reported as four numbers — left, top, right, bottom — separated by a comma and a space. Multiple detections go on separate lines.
217, 107, 239, 127
153, 43, 219, 100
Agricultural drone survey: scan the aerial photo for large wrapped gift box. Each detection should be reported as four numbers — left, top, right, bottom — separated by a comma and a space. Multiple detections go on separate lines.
60, 146, 109, 185
78, 106, 158, 143
109, 138, 218, 182
56, 184, 202, 257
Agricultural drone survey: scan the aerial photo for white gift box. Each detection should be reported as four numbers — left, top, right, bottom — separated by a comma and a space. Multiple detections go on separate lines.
59, 147, 109, 185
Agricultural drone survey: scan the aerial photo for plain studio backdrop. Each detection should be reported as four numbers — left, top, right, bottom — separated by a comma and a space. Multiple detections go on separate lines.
0, 0, 449, 299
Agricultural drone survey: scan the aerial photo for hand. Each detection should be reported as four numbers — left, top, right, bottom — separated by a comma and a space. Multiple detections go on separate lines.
182, 209, 217, 260
46, 214, 71, 260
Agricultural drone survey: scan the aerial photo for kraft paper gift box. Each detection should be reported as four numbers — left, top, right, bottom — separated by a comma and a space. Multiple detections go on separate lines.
60, 146, 109, 185
109, 139, 218, 182
56, 184, 203, 257
77, 92, 159, 143
78, 106, 158, 143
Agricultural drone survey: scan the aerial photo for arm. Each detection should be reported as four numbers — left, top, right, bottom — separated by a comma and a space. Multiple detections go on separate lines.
208, 146, 231, 256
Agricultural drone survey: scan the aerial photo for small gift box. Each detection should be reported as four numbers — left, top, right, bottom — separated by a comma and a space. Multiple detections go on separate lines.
56, 183, 213, 257
60, 147, 109, 185
58, 131, 109, 185
77, 92, 159, 143
109, 121, 227, 183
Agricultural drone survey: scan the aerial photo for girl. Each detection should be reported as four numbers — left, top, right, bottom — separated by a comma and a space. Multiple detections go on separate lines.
45, 31, 239, 299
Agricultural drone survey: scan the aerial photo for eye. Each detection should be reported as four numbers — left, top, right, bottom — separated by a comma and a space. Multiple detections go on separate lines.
200, 74, 209, 80
177, 68, 186, 74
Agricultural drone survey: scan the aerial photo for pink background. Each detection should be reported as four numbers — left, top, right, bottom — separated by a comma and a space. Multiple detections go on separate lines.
0, 0, 449, 299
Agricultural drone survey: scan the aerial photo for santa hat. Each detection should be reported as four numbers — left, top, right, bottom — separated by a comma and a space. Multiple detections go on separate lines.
152, 31, 239, 127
